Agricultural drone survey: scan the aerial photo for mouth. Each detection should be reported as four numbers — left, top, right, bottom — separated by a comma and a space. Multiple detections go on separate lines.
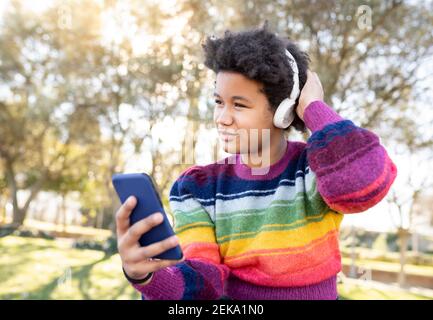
218, 130, 238, 141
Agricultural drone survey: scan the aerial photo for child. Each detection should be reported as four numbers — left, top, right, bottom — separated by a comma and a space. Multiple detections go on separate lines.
116, 24, 397, 300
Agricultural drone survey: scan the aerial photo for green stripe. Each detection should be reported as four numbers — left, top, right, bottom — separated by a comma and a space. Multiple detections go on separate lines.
217, 191, 326, 219
217, 181, 322, 217
170, 174, 338, 242
173, 207, 204, 216
215, 193, 329, 238
174, 209, 214, 230
216, 211, 342, 244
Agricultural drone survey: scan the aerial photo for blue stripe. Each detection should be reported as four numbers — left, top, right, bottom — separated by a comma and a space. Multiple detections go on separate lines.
179, 263, 204, 300
170, 168, 311, 201
169, 168, 313, 205
307, 120, 357, 151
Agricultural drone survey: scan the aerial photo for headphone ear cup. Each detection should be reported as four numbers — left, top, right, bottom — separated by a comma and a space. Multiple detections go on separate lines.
273, 98, 296, 129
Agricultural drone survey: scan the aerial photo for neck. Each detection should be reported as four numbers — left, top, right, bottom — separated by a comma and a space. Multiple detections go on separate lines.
240, 133, 287, 168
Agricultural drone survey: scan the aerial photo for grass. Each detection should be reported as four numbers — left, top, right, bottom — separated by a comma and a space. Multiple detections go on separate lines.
2, 217, 112, 240
0, 236, 140, 300
23, 219, 112, 240
340, 246, 433, 266
1, 235, 432, 300
341, 257, 433, 277
337, 279, 433, 300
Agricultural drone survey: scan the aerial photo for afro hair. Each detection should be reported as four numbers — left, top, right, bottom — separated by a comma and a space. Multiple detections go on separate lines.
201, 22, 310, 133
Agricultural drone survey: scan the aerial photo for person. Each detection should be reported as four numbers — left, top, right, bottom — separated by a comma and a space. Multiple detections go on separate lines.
115, 23, 397, 300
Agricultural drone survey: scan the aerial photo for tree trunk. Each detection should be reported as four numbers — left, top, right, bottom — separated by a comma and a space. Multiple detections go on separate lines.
11, 207, 26, 227
0, 196, 6, 224
62, 194, 67, 233
397, 227, 410, 288
411, 232, 419, 254
108, 182, 118, 233
4, 159, 44, 230
55, 197, 62, 226
4, 161, 24, 228
349, 226, 357, 278
97, 208, 104, 229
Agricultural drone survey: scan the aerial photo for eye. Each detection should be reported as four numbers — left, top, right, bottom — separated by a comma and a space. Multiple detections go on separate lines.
234, 103, 247, 109
214, 99, 223, 105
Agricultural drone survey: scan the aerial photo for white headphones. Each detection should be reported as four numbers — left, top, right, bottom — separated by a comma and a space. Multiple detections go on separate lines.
272, 49, 300, 129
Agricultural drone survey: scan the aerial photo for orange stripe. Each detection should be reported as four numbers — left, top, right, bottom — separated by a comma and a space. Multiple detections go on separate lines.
230, 254, 341, 287
224, 229, 339, 264
181, 243, 230, 285
225, 231, 341, 277
181, 242, 221, 265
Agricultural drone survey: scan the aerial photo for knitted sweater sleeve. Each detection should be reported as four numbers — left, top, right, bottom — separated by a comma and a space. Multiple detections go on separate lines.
303, 100, 398, 213
127, 166, 230, 300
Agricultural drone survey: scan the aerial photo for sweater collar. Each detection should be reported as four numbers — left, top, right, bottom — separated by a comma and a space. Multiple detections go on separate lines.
233, 140, 293, 180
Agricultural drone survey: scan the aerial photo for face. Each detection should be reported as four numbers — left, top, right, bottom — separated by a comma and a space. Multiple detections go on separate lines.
213, 71, 277, 155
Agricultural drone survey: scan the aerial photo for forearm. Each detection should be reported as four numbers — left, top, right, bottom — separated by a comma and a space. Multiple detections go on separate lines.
304, 100, 397, 213
128, 258, 229, 300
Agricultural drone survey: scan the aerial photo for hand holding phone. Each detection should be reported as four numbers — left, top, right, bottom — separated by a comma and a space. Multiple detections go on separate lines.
112, 173, 184, 281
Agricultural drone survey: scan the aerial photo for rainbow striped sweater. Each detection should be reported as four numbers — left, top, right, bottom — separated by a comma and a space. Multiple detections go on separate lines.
129, 100, 397, 300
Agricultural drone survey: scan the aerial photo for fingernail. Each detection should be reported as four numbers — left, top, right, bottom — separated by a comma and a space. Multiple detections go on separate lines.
127, 196, 134, 205
153, 213, 162, 221
171, 236, 179, 244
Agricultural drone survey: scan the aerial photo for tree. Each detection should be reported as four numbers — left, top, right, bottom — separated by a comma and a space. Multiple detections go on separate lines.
0, 1, 105, 229
386, 153, 433, 287
1, 0, 432, 239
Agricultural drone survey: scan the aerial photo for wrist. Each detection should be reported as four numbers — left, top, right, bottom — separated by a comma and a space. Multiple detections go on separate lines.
122, 267, 153, 285
303, 100, 344, 132
298, 99, 322, 120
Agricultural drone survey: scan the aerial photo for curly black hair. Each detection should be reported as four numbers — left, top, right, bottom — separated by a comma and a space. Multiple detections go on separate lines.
201, 23, 310, 133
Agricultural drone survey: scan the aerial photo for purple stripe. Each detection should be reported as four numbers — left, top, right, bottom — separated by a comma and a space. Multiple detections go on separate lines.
307, 127, 380, 172
225, 274, 338, 300
304, 100, 344, 132
313, 146, 387, 198
134, 266, 185, 300
233, 141, 305, 180
334, 159, 394, 205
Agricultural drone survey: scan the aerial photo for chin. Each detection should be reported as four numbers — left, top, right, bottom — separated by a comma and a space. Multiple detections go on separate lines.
220, 139, 251, 155
221, 142, 239, 154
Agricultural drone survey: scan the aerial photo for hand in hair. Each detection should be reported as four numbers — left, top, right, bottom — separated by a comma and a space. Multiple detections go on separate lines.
296, 70, 324, 121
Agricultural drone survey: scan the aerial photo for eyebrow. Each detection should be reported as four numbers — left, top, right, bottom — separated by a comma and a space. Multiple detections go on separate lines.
213, 92, 252, 103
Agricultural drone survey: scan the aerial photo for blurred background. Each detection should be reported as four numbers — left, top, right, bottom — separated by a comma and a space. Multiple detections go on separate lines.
0, 0, 433, 300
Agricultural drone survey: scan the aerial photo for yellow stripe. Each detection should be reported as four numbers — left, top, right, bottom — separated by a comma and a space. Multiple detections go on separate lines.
220, 211, 343, 258
177, 226, 216, 247
175, 221, 213, 234
217, 212, 326, 242
225, 229, 337, 263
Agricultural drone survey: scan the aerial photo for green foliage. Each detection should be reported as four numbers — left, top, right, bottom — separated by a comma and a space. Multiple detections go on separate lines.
72, 236, 117, 255
386, 233, 400, 252
11, 229, 55, 240
1, 0, 432, 230
372, 233, 390, 252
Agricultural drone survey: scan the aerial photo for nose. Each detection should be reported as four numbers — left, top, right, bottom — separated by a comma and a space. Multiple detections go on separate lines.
214, 105, 234, 126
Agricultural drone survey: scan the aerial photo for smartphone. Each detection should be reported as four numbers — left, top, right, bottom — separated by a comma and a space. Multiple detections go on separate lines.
112, 173, 183, 260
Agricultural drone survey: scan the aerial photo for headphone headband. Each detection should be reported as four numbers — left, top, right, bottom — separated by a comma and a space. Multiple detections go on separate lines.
284, 49, 300, 101
272, 49, 301, 129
